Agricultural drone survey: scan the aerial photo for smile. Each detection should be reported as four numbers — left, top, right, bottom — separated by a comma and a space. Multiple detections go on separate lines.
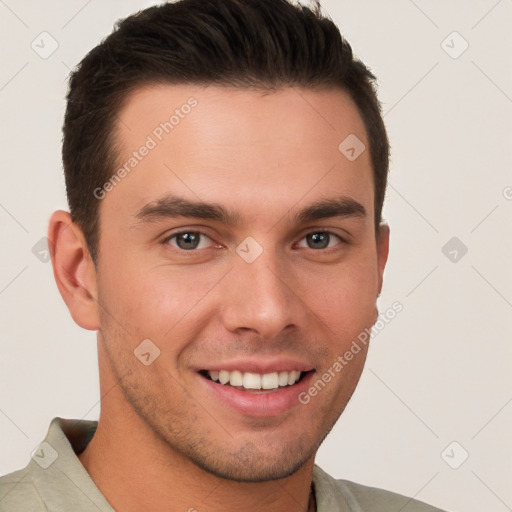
196, 361, 316, 416
201, 369, 307, 392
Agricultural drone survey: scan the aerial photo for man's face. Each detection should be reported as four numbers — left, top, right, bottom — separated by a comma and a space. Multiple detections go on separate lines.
94, 84, 387, 481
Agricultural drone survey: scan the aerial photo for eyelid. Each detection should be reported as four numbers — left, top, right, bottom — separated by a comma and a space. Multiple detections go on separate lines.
298, 226, 350, 242
162, 229, 218, 250
295, 230, 345, 249
160, 226, 350, 253
161, 225, 216, 241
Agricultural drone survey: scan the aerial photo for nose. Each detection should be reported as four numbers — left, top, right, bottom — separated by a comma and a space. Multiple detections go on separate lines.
219, 250, 303, 340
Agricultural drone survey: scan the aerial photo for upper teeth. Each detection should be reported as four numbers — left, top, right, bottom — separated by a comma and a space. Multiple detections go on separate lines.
207, 370, 302, 390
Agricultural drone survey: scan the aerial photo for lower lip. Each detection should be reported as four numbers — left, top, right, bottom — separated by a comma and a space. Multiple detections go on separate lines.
198, 372, 315, 417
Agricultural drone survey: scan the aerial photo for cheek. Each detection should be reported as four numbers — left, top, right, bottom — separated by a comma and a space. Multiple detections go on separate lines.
104, 275, 187, 337
97, 256, 226, 341
304, 255, 378, 317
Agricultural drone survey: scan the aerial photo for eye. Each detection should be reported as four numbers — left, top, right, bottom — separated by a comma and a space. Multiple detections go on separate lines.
297, 231, 343, 250
165, 231, 213, 251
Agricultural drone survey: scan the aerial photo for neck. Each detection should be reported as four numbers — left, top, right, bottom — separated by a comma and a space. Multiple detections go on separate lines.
78, 353, 316, 512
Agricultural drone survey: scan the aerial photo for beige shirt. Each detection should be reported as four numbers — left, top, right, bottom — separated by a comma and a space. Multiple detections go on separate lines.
0, 417, 448, 511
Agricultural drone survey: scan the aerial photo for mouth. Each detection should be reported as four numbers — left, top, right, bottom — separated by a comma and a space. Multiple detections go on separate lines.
195, 359, 317, 417
199, 369, 312, 393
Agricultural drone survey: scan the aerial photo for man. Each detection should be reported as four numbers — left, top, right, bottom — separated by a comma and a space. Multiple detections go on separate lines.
0, 0, 449, 510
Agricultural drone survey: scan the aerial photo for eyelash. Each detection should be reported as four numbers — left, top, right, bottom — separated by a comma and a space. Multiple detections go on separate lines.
163, 231, 217, 251
162, 230, 345, 252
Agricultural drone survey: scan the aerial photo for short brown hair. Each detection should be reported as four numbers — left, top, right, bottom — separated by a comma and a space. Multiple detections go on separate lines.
62, 0, 389, 262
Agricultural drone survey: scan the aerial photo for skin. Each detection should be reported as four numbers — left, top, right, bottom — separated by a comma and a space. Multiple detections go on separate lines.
49, 84, 389, 512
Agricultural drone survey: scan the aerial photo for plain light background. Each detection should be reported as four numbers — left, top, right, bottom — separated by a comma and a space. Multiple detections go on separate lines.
1, 1, 511, 511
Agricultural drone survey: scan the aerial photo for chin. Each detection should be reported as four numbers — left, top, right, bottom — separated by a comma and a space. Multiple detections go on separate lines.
175, 435, 316, 482
194, 451, 311, 482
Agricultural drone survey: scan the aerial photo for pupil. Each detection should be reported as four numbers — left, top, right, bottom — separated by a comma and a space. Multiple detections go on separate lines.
177, 232, 199, 250
307, 232, 329, 249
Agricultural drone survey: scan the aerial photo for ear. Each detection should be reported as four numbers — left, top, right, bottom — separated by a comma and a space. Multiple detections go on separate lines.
48, 210, 100, 331
376, 222, 390, 297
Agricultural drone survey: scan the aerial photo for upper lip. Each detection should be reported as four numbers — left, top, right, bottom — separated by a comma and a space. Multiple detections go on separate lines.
195, 358, 315, 374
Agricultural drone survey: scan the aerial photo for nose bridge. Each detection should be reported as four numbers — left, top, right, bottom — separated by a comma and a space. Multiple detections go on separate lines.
220, 245, 300, 338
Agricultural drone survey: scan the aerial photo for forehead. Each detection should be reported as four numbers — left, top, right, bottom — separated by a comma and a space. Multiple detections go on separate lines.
106, 83, 373, 225
115, 83, 367, 150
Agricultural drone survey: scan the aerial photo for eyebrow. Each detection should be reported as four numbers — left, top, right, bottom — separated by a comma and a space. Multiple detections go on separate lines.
135, 195, 238, 224
291, 197, 366, 224
134, 194, 366, 226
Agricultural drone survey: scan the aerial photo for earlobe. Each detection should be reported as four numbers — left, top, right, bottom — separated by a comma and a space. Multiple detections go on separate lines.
48, 210, 100, 331
376, 223, 390, 296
